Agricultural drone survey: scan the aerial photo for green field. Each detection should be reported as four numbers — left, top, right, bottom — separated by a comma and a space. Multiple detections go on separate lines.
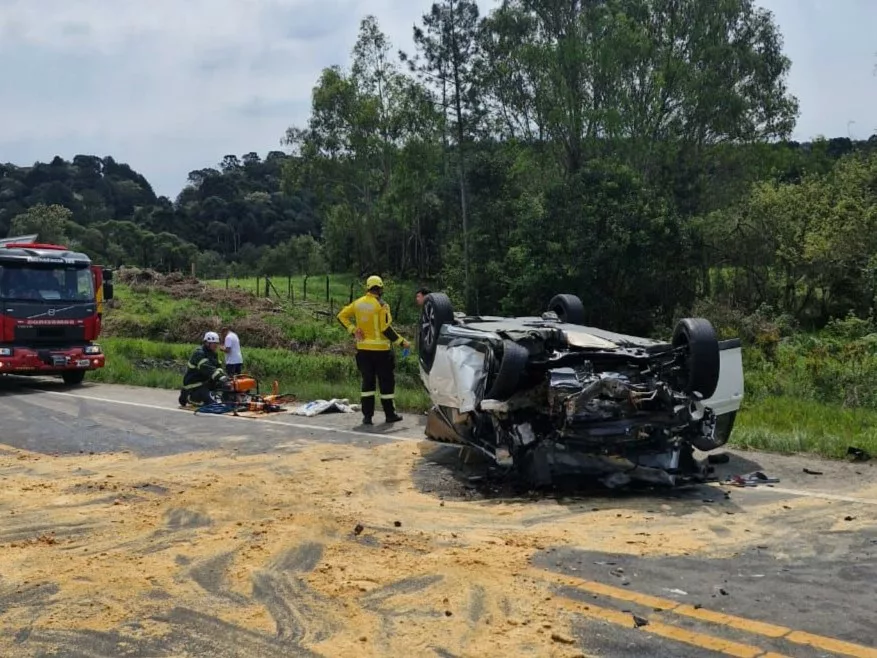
732, 396, 877, 459
96, 272, 877, 460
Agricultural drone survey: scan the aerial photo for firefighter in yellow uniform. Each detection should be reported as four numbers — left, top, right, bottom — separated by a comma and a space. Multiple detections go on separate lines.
337, 275, 410, 425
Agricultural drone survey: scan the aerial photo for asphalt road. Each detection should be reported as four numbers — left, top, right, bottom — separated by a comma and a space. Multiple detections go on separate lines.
1, 377, 877, 658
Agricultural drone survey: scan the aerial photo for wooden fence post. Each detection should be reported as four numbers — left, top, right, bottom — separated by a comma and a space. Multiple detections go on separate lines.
256, 276, 260, 296
225, 276, 229, 290
287, 276, 291, 301
325, 275, 330, 302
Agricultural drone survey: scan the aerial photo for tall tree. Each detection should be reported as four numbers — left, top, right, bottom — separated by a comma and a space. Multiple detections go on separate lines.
403, 0, 482, 311
8, 203, 73, 244
479, 0, 799, 180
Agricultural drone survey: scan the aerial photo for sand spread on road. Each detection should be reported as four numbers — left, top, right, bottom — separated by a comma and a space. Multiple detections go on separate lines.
0, 439, 855, 657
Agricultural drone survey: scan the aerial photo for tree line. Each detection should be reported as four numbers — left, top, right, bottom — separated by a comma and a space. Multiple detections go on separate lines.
3, 0, 877, 336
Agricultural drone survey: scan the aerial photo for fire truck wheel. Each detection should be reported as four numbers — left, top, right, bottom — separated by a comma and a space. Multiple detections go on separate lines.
61, 371, 86, 386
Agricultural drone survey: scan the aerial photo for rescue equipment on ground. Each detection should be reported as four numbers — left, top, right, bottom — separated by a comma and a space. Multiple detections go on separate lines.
189, 374, 296, 416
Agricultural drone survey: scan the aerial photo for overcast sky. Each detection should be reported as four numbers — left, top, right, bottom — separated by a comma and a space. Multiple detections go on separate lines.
1, 0, 875, 199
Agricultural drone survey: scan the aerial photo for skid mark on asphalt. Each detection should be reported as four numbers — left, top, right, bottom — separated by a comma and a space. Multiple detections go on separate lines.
1, 543, 333, 658
252, 542, 339, 645
188, 552, 250, 607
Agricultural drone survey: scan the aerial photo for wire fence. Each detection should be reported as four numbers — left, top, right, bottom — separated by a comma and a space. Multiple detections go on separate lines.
217, 275, 419, 325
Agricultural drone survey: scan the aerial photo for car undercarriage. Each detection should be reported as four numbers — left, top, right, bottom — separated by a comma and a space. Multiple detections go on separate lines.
416, 293, 745, 488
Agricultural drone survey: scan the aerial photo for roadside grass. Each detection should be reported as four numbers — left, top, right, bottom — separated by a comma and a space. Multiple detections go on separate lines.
732, 397, 877, 459
88, 337, 433, 412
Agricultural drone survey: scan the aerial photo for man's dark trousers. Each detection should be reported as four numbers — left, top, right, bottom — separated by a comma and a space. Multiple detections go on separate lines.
355, 349, 396, 420
178, 383, 213, 407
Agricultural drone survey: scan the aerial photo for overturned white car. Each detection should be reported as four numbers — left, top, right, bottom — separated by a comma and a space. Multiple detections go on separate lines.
417, 293, 744, 488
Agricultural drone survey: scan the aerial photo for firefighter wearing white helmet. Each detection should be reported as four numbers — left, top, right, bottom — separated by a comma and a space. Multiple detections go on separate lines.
336, 274, 410, 425
178, 330, 228, 407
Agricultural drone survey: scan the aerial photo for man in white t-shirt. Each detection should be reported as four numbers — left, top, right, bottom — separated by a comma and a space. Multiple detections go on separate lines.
221, 326, 243, 375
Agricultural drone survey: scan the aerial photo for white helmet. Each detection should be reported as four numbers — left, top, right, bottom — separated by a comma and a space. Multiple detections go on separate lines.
203, 331, 220, 344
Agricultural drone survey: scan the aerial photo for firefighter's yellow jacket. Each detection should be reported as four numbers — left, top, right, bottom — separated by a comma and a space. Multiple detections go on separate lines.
337, 293, 406, 351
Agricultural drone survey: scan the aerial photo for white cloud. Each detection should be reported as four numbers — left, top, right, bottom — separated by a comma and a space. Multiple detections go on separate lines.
0, 0, 874, 198
0, 0, 479, 197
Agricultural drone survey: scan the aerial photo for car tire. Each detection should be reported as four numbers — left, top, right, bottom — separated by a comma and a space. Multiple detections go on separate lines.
485, 340, 529, 400
672, 318, 720, 399
61, 370, 86, 386
419, 292, 455, 373
547, 294, 586, 325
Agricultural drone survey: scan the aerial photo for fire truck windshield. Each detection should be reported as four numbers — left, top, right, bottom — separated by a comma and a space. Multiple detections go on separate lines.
0, 264, 94, 302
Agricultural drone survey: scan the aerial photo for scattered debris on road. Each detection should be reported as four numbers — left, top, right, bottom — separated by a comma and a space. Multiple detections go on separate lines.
724, 471, 780, 487
847, 446, 871, 462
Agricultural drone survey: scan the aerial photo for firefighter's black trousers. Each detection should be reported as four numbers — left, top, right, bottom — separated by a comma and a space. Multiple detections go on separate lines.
355, 349, 396, 419
178, 383, 214, 407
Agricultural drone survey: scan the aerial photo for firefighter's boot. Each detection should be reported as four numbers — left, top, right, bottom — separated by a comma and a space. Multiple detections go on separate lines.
382, 398, 403, 423
361, 395, 375, 425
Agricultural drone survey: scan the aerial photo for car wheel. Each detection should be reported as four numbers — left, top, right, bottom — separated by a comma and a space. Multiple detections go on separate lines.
419, 292, 455, 372
547, 294, 586, 324
672, 318, 720, 399
61, 370, 86, 386
485, 340, 529, 400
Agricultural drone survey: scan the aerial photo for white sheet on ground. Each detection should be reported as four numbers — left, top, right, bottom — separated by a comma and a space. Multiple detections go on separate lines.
288, 399, 360, 416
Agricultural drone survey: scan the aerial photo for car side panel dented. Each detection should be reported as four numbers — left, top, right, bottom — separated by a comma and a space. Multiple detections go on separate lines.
421, 341, 489, 413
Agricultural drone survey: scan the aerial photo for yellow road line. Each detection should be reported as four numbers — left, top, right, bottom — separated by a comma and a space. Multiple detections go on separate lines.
533, 569, 877, 658
555, 597, 791, 658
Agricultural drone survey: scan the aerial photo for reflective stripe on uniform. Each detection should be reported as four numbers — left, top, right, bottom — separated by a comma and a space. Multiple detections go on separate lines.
361, 391, 376, 397
380, 393, 395, 399
183, 381, 205, 390
358, 339, 391, 348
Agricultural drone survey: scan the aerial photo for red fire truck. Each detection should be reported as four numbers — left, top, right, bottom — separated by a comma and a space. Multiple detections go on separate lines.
0, 234, 113, 385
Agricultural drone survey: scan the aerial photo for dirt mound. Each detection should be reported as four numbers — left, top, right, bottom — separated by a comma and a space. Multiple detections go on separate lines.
107, 268, 358, 353
117, 267, 279, 314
